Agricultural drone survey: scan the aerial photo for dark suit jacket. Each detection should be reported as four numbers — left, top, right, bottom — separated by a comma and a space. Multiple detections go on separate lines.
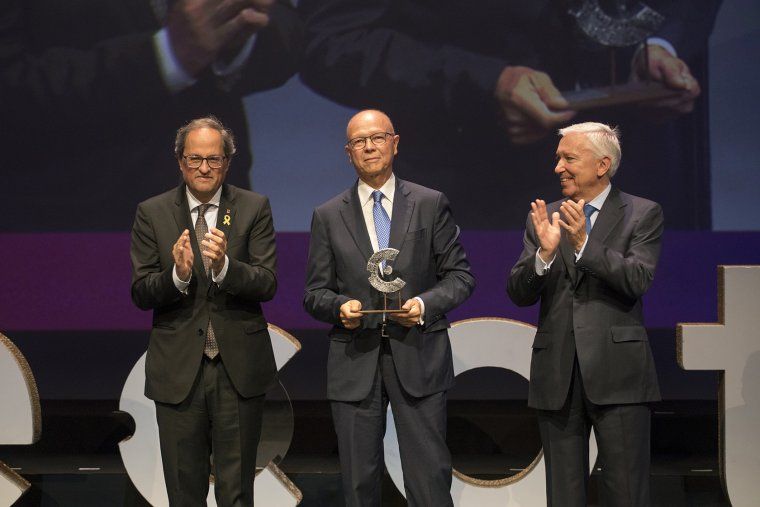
507, 188, 663, 410
1, 0, 302, 231
299, 0, 720, 229
304, 177, 475, 402
130, 183, 278, 404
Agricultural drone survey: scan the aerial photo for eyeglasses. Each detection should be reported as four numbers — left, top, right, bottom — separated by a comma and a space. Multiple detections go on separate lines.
182, 155, 226, 169
346, 132, 395, 151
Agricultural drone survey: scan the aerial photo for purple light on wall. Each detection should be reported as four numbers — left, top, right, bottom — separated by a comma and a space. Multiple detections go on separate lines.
1, 232, 759, 333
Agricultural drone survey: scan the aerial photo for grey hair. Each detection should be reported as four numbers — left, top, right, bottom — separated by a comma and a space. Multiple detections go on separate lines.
174, 116, 237, 159
558, 122, 621, 177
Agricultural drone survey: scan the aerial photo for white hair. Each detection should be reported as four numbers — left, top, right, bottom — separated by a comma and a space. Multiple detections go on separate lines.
558, 122, 621, 177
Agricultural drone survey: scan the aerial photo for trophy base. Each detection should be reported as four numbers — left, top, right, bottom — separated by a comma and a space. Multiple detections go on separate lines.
563, 81, 682, 111
358, 292, 405, 315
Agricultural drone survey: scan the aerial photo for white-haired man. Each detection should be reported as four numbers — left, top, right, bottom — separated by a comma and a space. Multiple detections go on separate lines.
507, 122, 663, 506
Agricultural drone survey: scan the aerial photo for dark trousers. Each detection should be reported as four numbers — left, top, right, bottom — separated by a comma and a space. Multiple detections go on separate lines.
155, 357, 265, 507
537, 359, 652, 507
331, 339, 453, 507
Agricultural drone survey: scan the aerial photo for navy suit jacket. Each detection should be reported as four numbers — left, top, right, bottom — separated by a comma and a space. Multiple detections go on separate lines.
304, 177, 475, 402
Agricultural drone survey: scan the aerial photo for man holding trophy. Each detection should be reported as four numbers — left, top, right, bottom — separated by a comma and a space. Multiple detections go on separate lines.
304, 109, 475, 506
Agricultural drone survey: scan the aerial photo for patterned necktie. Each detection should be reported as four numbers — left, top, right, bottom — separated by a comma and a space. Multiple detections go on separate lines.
583, 203, 597, 236
372, 190, 391, 250
195, 203, 219, 359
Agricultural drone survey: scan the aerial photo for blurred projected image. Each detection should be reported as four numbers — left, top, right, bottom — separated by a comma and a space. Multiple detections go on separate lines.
1, 0, 302, 231
298, 0, 721, 229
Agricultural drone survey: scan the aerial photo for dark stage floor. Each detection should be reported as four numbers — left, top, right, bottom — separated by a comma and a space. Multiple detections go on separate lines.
1, 400, 730, 506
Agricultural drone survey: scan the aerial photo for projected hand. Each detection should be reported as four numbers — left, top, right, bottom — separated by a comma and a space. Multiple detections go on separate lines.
495, 66, 576, 145
167, 0, 273, 76
632, 44, 701, 116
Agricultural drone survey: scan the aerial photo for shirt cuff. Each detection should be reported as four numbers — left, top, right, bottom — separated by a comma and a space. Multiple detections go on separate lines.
173, 265, 191, 294
153, 28, 197, 93
633, 38, 678, 69
574, 236, 590, 261
212, 255, 230, 285
413, 296, 425, 326
212, 35, 258, 76
535, 249, 556, 275
647, 37, 677, 57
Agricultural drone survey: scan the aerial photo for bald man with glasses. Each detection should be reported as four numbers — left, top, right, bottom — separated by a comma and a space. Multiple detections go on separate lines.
304, 109, 475, 507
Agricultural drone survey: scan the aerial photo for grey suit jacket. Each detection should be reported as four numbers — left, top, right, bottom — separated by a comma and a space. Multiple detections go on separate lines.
304, 177, 475, 402
130, 183, 278, 404
507, 188, 663, 410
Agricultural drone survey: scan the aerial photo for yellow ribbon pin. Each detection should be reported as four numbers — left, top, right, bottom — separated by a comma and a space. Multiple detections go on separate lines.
223, 214, 231, 226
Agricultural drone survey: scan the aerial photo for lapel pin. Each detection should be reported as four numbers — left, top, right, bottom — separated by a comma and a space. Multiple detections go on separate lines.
223, 214, 231, 226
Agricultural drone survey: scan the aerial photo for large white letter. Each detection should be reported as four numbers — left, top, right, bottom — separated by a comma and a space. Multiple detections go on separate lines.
119, 324, 302, 506
384, 318, 597, 505
0, 333, 41, 506
678, 265, 760, 506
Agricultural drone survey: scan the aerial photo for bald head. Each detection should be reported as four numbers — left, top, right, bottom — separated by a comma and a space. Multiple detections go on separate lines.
345, 109, 399, 188
346, 109, 395, 139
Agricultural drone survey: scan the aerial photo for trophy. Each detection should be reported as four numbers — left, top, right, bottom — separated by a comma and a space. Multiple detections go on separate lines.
563, 0, 683, 110
359, 248, 406, 335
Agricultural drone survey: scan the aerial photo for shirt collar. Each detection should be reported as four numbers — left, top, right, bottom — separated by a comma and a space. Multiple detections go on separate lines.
357, 173, 396, 207
186, 185, 222, 212
588, 183, 612, 212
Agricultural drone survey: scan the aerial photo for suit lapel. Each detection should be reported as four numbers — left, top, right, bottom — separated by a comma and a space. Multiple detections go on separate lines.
339, 182, 374, 261
388, 179, 414, 252
559, 229, 578, 287
215, 184, 236, 238
172, 184, 194, 233
588, 187, 625, 245
575, 187, 625, 286
550, 200, 577, 286
172, 184, 209, 285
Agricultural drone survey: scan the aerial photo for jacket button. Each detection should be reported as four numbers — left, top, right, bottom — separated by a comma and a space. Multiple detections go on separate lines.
197, 329, 204, 336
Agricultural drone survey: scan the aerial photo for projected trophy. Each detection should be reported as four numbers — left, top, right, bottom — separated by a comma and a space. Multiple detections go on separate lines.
563, 0, 682, 110
359, 248, 406, 324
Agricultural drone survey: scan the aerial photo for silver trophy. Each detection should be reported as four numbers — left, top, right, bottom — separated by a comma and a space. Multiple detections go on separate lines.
358, 248, 406, 316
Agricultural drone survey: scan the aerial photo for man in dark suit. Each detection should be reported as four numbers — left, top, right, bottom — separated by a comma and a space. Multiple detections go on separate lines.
130, 116, 278, 506
298, 0, 720, 229
1, 0, 302, 231
304, 110, 475, 506
508, 122, 663, 506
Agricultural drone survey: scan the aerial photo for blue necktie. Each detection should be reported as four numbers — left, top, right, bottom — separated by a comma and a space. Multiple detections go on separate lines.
372, 190, 391, 250
584, 203, 597, 236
